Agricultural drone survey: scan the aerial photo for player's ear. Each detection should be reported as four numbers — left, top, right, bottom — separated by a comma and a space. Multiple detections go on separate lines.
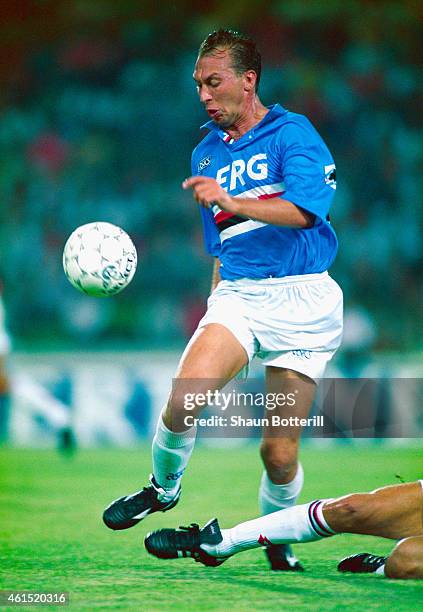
243, 70, 257, 92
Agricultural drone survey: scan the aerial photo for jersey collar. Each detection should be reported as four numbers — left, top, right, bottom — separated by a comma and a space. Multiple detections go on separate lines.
200, 103, 287, 142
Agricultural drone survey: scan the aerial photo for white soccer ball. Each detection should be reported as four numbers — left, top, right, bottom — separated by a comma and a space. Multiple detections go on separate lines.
63, 222, 137, 297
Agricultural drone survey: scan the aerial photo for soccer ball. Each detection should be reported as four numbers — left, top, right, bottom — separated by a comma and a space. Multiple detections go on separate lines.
63, 222, 137, 297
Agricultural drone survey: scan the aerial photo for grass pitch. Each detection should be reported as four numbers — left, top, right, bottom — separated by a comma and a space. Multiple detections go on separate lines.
1, 444, 422, 610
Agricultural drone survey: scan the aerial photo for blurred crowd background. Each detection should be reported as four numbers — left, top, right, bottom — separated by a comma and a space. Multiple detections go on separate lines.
0, 0, 422, 354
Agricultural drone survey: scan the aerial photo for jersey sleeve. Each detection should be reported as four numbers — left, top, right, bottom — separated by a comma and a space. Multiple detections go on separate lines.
191, 151, 221, 257
278, 118, 336, 220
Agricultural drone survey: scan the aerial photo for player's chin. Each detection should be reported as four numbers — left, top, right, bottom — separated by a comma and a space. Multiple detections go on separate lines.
217, 119, 231, 129
213, 112, 229, 127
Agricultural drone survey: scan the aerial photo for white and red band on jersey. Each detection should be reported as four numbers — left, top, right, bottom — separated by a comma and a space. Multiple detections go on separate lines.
211, 182, 286, 243
223, 132, 235, 144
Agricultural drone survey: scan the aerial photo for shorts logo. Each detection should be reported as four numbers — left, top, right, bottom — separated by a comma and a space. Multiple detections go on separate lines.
198, 155, 212, 172
292, 350, 312, 359
324, 164, 336, 190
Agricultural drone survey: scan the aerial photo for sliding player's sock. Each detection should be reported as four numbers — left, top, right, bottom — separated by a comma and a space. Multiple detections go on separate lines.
152, 415, 196, 501
201, 500, 336, 557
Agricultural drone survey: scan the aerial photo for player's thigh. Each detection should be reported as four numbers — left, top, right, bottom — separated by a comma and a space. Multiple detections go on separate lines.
368, 482, 423, 538
386, 536, 423, 579
164, 323, 248, 426
176, 323, 248, 379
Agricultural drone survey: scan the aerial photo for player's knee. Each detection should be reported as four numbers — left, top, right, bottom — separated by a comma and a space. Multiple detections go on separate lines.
166, 391, 190, 414
260, 440, 298, 482
162, 391, 204, 431
386, 538, 423, 579
166, 381, 209, 415
325, 493, 371, 531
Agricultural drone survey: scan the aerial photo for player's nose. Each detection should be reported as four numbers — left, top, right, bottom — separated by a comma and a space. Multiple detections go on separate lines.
199, 86, 212, 103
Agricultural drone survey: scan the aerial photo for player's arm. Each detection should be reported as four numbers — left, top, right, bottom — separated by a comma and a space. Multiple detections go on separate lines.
210, 257, 221, 293
220, 195, 314, 228
182, 177, 314, 229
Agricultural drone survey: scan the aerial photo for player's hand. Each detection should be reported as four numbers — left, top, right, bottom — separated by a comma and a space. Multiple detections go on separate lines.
182, 176, 240, 213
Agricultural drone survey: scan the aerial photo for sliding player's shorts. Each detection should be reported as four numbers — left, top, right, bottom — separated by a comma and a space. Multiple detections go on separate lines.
197, 272, 343, 381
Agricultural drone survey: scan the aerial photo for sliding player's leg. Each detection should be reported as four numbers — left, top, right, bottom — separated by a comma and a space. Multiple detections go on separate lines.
209, 482, 422, 557
103, 323, 248, 530
144, 481, 422, 568
385, 536, 423, 579
337, 482, 423, 577
323, 481, 423, 539
144, 495, 337, 565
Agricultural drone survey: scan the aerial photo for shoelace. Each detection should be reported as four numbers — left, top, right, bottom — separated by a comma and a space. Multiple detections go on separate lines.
176, 523, 200, 540
172, 524, 201, 558
174, 524, 226, 565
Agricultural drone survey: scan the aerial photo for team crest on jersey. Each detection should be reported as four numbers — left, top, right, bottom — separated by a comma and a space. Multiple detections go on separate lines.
198, 155, 212, 173
324, 164, 337, 190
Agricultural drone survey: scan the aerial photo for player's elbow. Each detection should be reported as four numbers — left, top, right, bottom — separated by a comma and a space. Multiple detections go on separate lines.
292, 206, 315, 228
299, 211, 315, 229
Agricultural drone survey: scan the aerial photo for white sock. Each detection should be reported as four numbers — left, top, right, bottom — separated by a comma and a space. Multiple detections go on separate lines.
201, 499, 336, 557
259, 463, 304, 515
375, 564, 385, 576
152, 415, 196, 501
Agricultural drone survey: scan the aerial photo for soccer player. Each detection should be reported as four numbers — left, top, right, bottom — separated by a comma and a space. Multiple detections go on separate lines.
0, 283, 74, 450
103, 29, 343, 571
144, 481, 423, 580
0, 289, 11, 443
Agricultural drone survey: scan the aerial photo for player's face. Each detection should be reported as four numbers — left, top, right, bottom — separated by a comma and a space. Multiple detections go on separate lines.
193, 50, 250, 129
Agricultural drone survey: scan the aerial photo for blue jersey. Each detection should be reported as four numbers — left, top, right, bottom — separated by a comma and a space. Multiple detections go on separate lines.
191, 104, 338, 280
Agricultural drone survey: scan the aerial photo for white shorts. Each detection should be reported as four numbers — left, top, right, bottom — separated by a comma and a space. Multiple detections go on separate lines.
197, 272, 343, 381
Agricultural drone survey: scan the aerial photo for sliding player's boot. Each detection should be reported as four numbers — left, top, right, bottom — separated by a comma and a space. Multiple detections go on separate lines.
103, 474, 180, 530
145, 518, 230, 567
265, 544, 304, 571
337, 553, 386, 574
